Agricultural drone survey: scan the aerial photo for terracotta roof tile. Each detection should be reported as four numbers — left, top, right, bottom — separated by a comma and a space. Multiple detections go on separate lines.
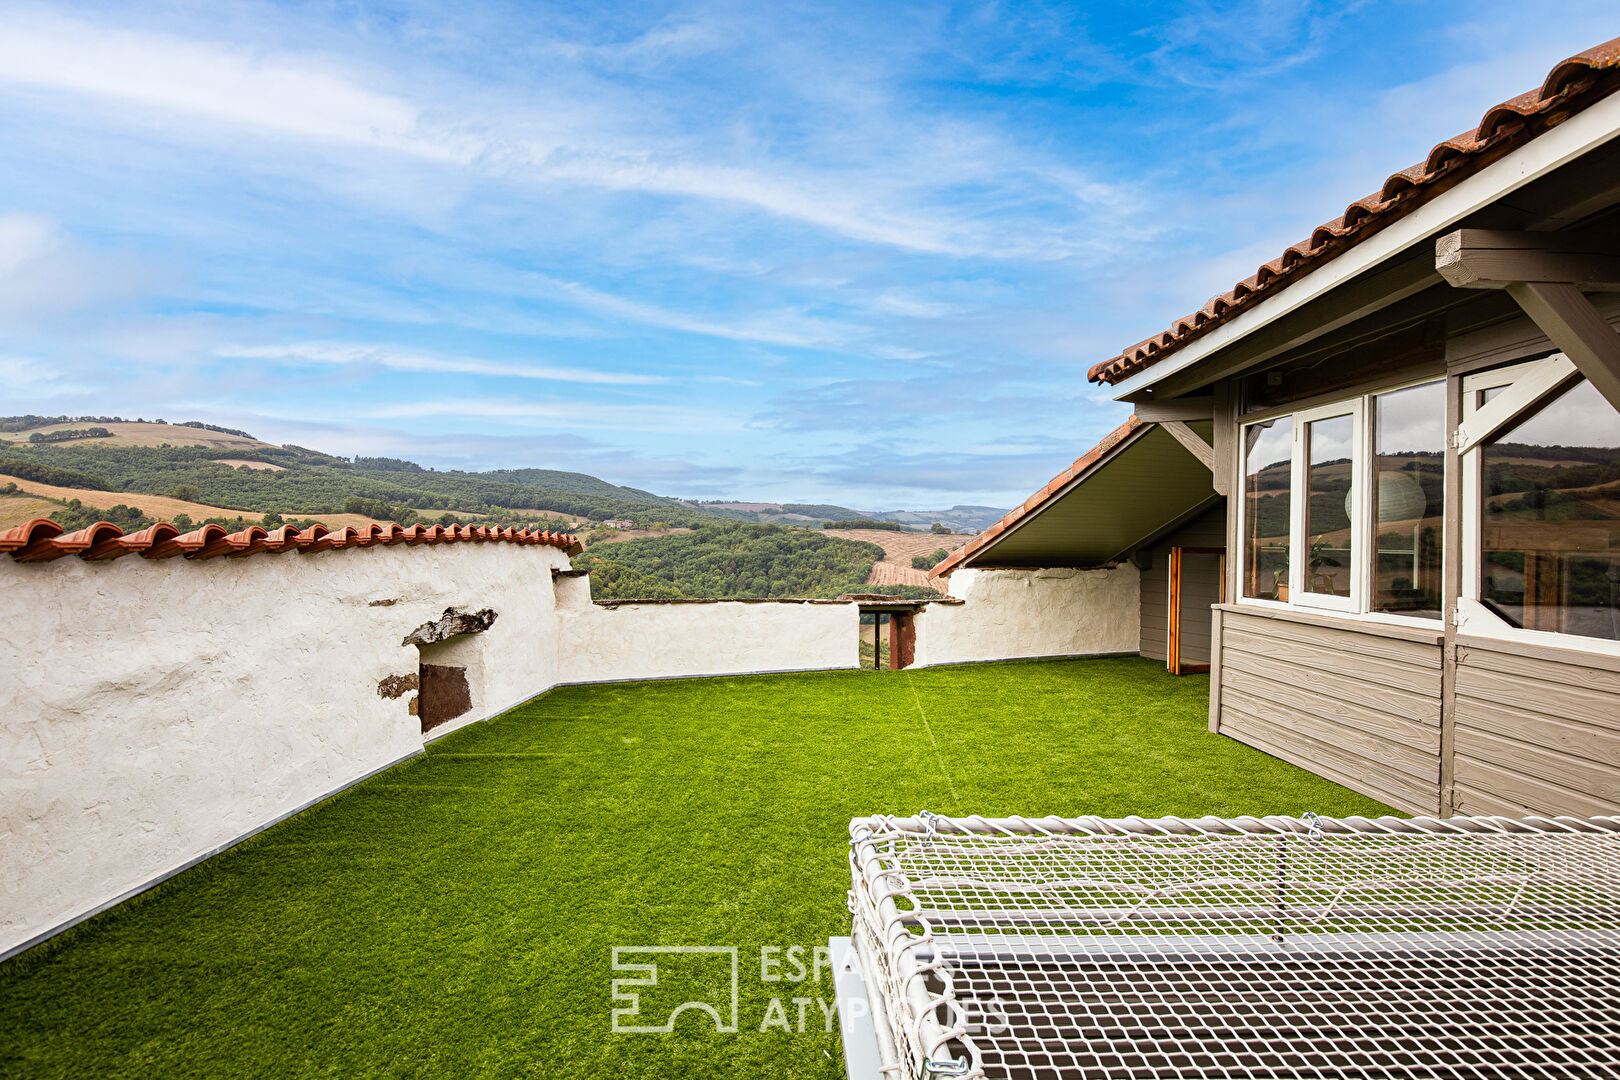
0, 518, 583, 565
929, 416, 1145, 580
1089, 37, 1620, 386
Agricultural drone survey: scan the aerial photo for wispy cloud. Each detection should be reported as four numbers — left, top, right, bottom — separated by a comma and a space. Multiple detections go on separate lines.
0, 354, 94, 398
358, 398, 742, 435
0, 10, 1127, 259
216, 341, 667, 385
0, 12, 467, 160
4, 2, 1614, 506
522, 275, 844, 349
0, 212, 161, 322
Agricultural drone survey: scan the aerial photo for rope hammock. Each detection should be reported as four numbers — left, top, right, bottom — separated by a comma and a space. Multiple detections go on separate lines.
847, 813, 1620, 1079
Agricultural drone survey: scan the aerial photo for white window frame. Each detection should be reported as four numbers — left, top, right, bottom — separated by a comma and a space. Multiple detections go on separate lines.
1291, 399, 1365, 613
1237, 415, 1294, 608
1455, 352, 1620, 656
1237, 375, 1446, 625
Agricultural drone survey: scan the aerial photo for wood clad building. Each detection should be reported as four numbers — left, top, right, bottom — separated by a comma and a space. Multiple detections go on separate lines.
936, 40, 1620, 818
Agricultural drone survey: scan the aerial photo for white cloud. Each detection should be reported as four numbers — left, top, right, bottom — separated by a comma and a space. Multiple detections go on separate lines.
359, 397, 742, 434
216, 341, 667, 385
0, 354, 92, 397
0, 12, 468, 162
0, 11, 1125, 259
0, 212, 159, 321
525, 274, 845, 349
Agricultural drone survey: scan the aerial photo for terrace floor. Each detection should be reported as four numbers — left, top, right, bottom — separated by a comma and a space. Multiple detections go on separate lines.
0, 657, 1394, 1079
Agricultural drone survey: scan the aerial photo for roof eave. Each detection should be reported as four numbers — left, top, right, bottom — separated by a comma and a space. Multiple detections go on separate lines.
1103, 74, 1620, 401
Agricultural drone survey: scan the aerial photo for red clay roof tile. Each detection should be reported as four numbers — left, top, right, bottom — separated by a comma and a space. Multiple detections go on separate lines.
0, 517, 582, 565
1089, 38, 1620, 386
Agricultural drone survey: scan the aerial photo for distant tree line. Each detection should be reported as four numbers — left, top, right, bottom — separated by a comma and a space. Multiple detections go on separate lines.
824, 519, 902, 531
1, 414, 129, 432
28, 427, 111, 443
176, 420, 257, 439
0, 442, 716, 526
574, 522, 886, 600
0, 415, 258, 438
0, 457, 112, 491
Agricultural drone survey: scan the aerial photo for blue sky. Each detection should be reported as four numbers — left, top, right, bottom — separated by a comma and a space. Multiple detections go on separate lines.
1, 2, 1615, 508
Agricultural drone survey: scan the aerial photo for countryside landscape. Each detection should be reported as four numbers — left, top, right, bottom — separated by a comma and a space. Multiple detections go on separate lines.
0, 414, 992, 600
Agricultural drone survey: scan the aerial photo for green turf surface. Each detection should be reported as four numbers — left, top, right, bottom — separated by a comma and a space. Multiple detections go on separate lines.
0, 657, 1394, 1079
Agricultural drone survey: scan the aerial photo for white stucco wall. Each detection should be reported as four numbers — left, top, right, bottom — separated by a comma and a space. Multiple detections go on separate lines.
0, 548, 870, 958
556, 596, 858, 683
0, 542, 570, 958
3, 544, 1135, 960
911, 565, 1140, 668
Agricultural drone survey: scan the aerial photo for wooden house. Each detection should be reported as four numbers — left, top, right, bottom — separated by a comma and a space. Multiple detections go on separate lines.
935, 40, 1620, 816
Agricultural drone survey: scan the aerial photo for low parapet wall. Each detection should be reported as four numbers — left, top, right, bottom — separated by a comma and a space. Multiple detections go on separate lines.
0, 546, 866, 959
558, 596, 857, 684
1, 542, 1139, 960
911, 565, 1140, 667
0, 541, 574, 959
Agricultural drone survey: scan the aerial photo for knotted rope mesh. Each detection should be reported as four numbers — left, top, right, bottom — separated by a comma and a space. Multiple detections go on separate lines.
847, 813, 1620, 1080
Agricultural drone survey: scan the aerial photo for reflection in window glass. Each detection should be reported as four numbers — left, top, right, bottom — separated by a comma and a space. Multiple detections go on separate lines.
1481, 378, 1620, 640
1304, 414, 1354, 597
1372, 381, 1445, 617
1242, 419, 1292, 599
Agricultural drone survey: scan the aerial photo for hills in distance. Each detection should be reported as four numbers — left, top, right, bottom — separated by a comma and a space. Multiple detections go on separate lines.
0, 415, 1004, 535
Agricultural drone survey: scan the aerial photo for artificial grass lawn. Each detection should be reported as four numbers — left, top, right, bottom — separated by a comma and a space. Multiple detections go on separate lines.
0, 657, 1394, 1079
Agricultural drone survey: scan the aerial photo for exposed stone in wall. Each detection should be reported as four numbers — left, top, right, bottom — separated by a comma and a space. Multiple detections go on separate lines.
402, 607, 498, 647
377, 672, 419, 699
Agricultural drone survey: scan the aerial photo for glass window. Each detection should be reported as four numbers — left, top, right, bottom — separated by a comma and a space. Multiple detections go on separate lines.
1242, 418, 1292, 600
1371, 381, 1445, 617
1303, 413, 1354, 598
1480, 379, 1620, 640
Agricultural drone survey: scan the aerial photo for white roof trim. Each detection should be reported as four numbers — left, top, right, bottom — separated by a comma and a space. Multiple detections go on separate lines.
1110, 90, 1620, 400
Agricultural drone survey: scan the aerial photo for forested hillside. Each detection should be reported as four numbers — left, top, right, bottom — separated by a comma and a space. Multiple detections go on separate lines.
0, 429, 707, 527
574, 522, 915, 599
1, 417, 961, 600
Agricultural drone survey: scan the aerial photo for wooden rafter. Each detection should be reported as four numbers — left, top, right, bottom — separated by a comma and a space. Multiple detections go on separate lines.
1161, 421, 1215, 472
1435, 229, 1620, 415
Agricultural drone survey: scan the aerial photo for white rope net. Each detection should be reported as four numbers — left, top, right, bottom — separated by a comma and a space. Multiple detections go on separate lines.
847, 813, 1620, 1080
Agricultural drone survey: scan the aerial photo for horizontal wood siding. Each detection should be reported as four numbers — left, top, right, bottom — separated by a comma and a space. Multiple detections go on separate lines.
1453, 638, 1620, 817
1138, 503, 1225, 665
1215, 607, 1443, 814
1140, 559, 1168, 662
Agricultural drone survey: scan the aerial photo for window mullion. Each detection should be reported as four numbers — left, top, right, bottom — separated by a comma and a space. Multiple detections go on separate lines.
1290, 416, 1306, 601
1355, 396, 1372, 614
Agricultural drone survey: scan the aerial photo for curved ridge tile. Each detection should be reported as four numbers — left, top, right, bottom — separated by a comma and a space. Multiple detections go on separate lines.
5, 514, 582, 564
0, 518, 66, 555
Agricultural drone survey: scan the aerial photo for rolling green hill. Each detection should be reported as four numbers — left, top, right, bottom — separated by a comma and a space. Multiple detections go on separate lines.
573, 522, 887, 599
0, 420, 712, 528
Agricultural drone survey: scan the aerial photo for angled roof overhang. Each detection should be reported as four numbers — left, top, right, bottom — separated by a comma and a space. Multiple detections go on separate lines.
931, 418, 1217, 577
1094, 38, 1620, 402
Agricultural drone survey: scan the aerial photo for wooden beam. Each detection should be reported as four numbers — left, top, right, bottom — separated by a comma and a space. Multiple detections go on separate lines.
1133, 395, 1214, 423
1210, 382, 1234, 497
1160, 420, 1215, 472
1167, 546, 1183, 675
1504, 280, 1620, 414
1435, 229, 1620, 290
